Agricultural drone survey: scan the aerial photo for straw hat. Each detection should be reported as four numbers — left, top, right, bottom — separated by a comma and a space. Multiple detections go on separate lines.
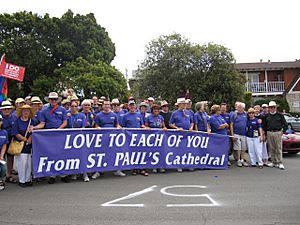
61, 99, 71, 105
147, 97, 155, 102
15, 98, 25, 104
139, 102, 148, 108
31, 96, 42, 104
176, 98, 187, 104
16, 105, 36, 118
44, 92, 62, 102
160, 100, 169, 107
0, 100, 13, 110
268, 101, 278, 107
111, 98, 120, 105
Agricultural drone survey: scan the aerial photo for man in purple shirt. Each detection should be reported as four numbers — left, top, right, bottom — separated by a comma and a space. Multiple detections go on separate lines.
230, 102, 249, 167
33, 92, 68, 184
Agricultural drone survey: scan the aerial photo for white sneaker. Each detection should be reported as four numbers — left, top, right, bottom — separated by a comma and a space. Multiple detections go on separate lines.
83, 174, 90, 182
278, 163, 285, 170
177, 168, 183, 173
266, 162, 274, 167
114, 170, 126, 177
159, 169, 166, 173
91, 172, 100, 179
242, 161, 249, 167
71, 175, 77, 181
152, 169, 158, 173
227, 161, 232, 166
237, 160, 242, 167
274, 164, 279, 168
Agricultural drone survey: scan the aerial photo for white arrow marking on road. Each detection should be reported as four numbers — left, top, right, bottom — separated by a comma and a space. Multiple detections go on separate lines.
101, 185, 157, 207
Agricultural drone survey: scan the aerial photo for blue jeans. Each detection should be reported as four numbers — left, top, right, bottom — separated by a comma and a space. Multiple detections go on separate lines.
0, 162, 7, 180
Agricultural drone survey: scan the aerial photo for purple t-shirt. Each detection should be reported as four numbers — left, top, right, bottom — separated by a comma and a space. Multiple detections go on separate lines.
123, 112, 144, 128
40, 105, 67, 129
230, 111, 247, 136
95, 111, 118, 128
145, 114, 164, 128
67, 112, 87, 128
169, 110, 193, 130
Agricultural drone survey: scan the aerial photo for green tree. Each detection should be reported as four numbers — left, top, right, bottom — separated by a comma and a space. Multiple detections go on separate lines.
0, 10, 116, 99
133, 33, 246, 105
55, 58, 129, 101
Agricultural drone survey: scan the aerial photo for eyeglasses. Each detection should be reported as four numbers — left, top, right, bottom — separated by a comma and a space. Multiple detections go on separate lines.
269, 106, 275, 109
71, 106, 77, 108
2, 108, 11, 111
83, 105, 91, 107
248, 112, 254, 114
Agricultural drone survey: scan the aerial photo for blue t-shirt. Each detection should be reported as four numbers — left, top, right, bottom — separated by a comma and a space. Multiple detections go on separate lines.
34, 111, 42, 123
95, 111, 119, 128
2, 114, 17, 141
145, 114, 164, 128
12, 118, 39, 154
209, 114, 228, 135
194, 111, 209, 132
140, 112, 150, 125
0, 129, 8, 148
246, 117, 262, 138
187, 110, 194, 123
123, 112, 144, 128
40, 105, 67, 129
220, 112, 231, 125
169, 110, 193, 130
67, 112, 87, 128
114, 110, 126, 127
83, 112, 96, 128
230, 111, 247, 136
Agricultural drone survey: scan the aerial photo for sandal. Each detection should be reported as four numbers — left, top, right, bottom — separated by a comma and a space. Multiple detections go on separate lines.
140, 170, 149, 176
6, 176, 17, 183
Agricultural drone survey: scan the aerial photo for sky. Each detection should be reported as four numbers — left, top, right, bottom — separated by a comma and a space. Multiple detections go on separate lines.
1, 0, 300, 77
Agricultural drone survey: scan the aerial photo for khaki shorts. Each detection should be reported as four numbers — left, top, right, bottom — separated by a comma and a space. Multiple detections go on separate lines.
233, 134, 247, 151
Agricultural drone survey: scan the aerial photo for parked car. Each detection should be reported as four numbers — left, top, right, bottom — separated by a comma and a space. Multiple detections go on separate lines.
282, 133, 300, 154
283, 113, 300, 132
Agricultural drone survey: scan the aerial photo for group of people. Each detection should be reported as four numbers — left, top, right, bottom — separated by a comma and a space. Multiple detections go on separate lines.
0, 91, 289, 191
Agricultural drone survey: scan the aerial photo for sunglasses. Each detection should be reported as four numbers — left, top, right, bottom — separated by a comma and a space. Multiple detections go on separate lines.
84, 104, 91, 107
269, 106, 275, 109
71, 106, 77, 108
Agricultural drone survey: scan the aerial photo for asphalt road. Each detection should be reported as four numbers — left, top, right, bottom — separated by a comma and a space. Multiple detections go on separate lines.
0, 153, 300, 225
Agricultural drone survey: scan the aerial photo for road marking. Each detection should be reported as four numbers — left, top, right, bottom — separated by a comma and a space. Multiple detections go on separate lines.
160, 185, 220, 207
101, 185, 157, 207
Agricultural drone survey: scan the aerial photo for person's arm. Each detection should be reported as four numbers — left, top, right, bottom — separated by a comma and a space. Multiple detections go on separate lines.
26, 135, 32, 144
281, 114, 288, 133
258, 127, 264, 142
0, 144, 7, 160
58, 120, 67, 129
230, 123, 234, 136
33, 122, 45, 130
218, 123, 228, 130
194, 124, 198, 131
189, 122, 194, 131
16, 133, 27, 142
